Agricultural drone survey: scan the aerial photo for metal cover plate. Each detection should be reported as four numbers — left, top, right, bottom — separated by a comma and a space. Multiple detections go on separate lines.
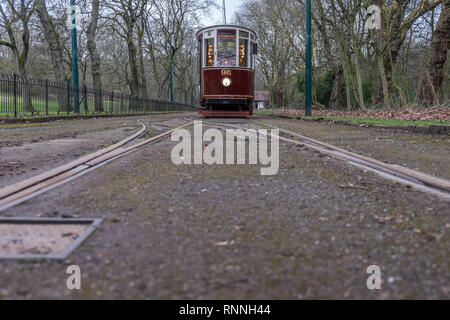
0, 217, 102, 260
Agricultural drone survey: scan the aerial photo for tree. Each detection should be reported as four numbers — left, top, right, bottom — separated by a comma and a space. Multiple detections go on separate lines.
371, 0, 442, 107
87, 0, 103, 111
0, 0, 35, 111
145, 0, 212, 100
312, 0, 343, 109
104, 0, 149, 97
415, 0, 450, 106
237, 0, 300, 108
35, 0, 69, 111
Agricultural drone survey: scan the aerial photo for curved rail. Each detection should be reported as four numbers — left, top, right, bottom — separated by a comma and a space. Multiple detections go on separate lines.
202, 119, 450, 200
0, 121, 194, 212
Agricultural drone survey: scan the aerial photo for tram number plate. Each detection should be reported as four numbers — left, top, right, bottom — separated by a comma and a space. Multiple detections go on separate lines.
221, 69, 232, 76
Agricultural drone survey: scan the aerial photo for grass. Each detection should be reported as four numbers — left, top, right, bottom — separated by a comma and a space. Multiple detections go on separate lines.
0, 93, 193, 118
255, 110, 449, 126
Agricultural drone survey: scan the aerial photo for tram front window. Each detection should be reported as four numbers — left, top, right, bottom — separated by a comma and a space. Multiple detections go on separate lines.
217, 29, 236, 67
205, 38, 214, 66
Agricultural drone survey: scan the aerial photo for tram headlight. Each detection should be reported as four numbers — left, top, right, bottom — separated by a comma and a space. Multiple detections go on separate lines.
222, 77, 231, 87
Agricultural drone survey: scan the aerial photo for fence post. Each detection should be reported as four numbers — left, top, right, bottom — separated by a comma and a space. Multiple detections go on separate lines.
84, 85, 88, 114
67, 81, 70, 115
13, 74, 17, 118
120, 92, 124, 114
99, 88, 102, 115
45, 79, 49, 115
110, 91, 114, 114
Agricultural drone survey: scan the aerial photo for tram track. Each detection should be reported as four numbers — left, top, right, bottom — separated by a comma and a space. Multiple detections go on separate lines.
1, 116, 447, 213
201, 118, 450, 200
0, 120, 194, 212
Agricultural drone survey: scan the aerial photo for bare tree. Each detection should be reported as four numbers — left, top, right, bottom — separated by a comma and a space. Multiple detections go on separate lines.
416, 0, 450, 106
87, 0, 103, 111
103, 0, 148, 97
35, 0, 68, 111
145, 0, 212, 100
371, 0, 442, 107
0, 0, 35, 111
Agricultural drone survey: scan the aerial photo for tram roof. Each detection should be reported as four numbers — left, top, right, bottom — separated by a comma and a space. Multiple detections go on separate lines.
196, 25, 257, 38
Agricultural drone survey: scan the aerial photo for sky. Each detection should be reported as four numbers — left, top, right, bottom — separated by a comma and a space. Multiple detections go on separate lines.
201, 0, 243, 26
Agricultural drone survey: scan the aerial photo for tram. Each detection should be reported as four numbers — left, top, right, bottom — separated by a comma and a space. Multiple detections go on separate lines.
196, 25, 258, 117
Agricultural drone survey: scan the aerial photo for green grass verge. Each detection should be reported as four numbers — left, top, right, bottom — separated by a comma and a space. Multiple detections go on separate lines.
0, 93, 192, 116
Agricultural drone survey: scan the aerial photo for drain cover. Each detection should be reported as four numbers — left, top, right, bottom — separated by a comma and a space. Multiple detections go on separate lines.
0, 217, 102, 260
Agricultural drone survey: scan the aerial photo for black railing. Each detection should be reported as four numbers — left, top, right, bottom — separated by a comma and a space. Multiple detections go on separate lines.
0, 73, 195, 117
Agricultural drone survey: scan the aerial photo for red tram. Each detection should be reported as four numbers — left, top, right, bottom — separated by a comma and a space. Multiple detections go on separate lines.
196, 25, 258, 117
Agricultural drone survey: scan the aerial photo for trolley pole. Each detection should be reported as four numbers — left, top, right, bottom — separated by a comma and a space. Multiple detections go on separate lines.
305, 0, 312, 116
222, 0, 227, 24
70, 0, 80, 113
169, 36, 174, 103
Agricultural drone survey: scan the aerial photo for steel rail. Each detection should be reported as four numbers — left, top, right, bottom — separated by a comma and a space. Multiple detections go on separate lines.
202, 119, 450, 200
0, 121, 194, 212
255, 120, 450, 193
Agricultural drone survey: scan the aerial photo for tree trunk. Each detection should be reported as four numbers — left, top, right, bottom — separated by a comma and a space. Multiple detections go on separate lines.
329, 66, 343, 109
127, 32, 140, 97
353, 50, 365, 109
377, 52, 390, 109
138, 19, 148, 98
18, 68, 33, 112
416, 0, 450, 106
343, 66, 352, 111
87, 0, 103, 112
35, 0, 68, 111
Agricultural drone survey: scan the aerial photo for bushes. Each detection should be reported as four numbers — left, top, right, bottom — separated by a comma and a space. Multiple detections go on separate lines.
297, 70, 336, 108
296, 69, 376, 109
314, 70, 335, 108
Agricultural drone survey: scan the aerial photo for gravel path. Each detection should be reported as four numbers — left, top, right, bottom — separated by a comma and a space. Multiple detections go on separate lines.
255, 116, 450, 179
0, 113, 193, 187
0, 115, 448, 299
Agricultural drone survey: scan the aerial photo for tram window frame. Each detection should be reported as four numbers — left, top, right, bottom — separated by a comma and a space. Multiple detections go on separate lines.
217, 29, 237, 67
239, 31, 249, 39
250, 41, 254, 69
239, 38, 249, 67
204, 37, 215, 67
197, 37, 202, 72
238, 30, 249, 68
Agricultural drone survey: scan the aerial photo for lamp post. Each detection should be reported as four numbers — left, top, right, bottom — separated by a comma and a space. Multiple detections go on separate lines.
305, 0, 312, 116
70, 0, 80, 113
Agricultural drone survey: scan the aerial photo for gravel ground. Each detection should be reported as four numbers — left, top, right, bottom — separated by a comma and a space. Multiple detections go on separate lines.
0, 115, 448, 299
0, 113, 193, 187
255, 116, 450, 179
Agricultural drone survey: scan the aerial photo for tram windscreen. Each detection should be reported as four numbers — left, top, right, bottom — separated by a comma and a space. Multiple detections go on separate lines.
217, 29, 236, 67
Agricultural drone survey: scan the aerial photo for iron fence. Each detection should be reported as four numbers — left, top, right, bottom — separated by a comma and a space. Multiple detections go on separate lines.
0, 73, 195, 117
